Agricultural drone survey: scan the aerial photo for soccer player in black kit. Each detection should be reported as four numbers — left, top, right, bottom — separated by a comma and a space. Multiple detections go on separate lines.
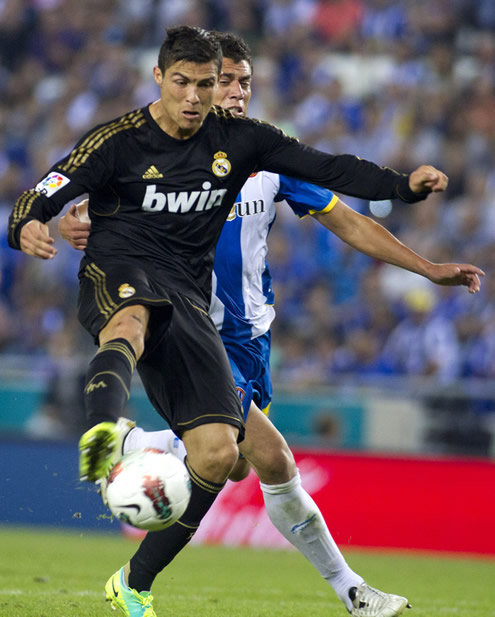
8, 26, 483, 617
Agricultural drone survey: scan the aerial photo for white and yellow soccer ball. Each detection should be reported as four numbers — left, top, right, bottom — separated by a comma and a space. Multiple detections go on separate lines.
105, 448, 191, 531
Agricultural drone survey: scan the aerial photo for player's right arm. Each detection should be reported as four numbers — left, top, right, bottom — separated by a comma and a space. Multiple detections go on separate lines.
8, 124, 112, 259
19, 220, 58, 259
313, 198, 484, 294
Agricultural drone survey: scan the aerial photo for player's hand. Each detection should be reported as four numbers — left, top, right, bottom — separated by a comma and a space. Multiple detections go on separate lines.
426, 263, 485, 294
409, 165, 448, 193
59, 203, 91, 250
20, 220, 57, 259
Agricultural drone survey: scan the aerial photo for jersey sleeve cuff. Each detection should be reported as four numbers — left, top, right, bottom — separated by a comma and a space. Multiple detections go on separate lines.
8, 217, 34, 250
395, 176, 430, 203
308, 193, 338, 216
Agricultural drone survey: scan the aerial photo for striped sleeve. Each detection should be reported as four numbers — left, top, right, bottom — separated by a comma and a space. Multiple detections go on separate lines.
8, 109, 146, 249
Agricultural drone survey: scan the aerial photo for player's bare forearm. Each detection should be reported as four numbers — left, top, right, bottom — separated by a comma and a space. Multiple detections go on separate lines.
313, 200, 483, 293
314, 200, 426, 270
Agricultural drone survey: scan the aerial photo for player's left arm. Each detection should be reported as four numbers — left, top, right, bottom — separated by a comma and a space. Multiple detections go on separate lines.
313, 199, 484, 294
409, 164, 448, 193
250, 119, 446, 203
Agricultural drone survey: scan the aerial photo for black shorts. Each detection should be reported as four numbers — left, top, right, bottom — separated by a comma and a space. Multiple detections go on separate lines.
78, 260, 245, 441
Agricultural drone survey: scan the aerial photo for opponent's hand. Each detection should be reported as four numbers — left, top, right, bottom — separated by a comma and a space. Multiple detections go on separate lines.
409, 165, 448, 193
59, 203, 90, 250
426, 263, 485, 294
20, 220, 57, 259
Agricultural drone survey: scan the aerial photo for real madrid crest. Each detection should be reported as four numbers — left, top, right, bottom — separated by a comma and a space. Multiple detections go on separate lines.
118, 283, 136, 299
212, 151, 231, 177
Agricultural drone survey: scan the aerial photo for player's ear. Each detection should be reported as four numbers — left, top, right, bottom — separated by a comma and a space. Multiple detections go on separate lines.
153, 66, 163, 86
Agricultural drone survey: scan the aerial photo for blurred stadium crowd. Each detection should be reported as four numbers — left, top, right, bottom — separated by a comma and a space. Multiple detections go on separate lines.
1, 0, 495, 406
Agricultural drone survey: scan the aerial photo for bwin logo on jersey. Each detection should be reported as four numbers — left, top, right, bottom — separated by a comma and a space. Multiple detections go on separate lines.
226, 199, 265, 221
142, 182, 227, 213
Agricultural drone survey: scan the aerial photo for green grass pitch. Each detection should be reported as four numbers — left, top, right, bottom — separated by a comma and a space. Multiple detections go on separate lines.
0, 526, 493, 617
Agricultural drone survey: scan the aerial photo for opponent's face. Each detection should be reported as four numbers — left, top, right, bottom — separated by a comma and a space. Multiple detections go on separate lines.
153, 60, 219, 139
214, 58, 252, 117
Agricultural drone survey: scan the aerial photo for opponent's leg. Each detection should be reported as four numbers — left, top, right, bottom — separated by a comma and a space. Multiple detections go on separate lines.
241, 406, 409, 615
124, 425, 188, 462
79, 305, 148, 482
239, 406, 361, 606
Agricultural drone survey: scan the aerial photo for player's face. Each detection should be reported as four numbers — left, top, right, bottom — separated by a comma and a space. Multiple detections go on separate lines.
152, 61, 219, 139
215, 58, 252, 117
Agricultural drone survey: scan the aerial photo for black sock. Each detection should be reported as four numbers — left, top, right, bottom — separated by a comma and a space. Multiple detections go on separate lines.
83, 338, 136, 428
128, 458, 225, 592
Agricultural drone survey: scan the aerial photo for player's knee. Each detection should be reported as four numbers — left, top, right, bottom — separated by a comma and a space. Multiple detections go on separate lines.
228, 457, 251, 482
202, 441, 239, 481
183, 424, 240, 483
190, 444, 238, 484
254, 443, 296, 485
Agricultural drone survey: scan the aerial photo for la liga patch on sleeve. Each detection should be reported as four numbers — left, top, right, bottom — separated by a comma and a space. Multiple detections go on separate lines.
35, 172, 70, 197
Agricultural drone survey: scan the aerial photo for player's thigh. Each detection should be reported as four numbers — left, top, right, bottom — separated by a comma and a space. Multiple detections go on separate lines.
182, 422, 240, 483
239, 403, 296, 484
77, 260, 172, 347
138, 293, 244, 439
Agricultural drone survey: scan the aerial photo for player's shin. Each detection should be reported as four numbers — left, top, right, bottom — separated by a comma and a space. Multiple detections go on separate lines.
260, 471, 363, 611
79, 338, 137, 482
128, 457, 225, 592
83, 338, 137, 427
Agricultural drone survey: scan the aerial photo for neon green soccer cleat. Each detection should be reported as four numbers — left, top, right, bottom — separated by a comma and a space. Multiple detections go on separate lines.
97, 417, 136, 506
78, 421, 120, 482
105, 567, 157, 617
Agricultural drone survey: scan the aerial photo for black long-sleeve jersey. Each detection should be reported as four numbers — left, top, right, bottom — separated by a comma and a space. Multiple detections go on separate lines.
9, 105, 426, 307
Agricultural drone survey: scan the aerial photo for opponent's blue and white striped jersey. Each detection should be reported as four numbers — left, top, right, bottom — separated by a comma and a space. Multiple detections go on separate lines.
210, 171, 337, 342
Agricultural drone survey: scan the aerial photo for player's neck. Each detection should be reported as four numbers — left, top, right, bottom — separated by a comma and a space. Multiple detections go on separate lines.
148, 100, 202, 140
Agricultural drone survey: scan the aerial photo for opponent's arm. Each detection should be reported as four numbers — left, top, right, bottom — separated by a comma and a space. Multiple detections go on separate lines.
312, 199, 484, 294
58, 201, 91, 250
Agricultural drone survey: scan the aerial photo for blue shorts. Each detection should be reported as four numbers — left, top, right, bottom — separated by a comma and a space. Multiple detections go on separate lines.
222, 331, 272, 421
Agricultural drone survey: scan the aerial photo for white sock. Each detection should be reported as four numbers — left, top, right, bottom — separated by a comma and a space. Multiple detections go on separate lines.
123, 427, 187, 462
260, 471, 363, 610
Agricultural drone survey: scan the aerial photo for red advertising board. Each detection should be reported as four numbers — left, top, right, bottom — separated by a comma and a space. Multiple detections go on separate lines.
125, 450, 495, 555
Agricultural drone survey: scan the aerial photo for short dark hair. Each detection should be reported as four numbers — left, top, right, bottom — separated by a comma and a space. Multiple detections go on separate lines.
212, 31, 253, 73
157, 26, 223, 74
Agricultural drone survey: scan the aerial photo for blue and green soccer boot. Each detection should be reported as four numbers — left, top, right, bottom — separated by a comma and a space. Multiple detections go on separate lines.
105, 567, 157, 617
78, 421, 120, 482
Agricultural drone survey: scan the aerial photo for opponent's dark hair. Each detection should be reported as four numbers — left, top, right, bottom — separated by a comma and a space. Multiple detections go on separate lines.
212, 31, 253, 73
157, 26, 222, 74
